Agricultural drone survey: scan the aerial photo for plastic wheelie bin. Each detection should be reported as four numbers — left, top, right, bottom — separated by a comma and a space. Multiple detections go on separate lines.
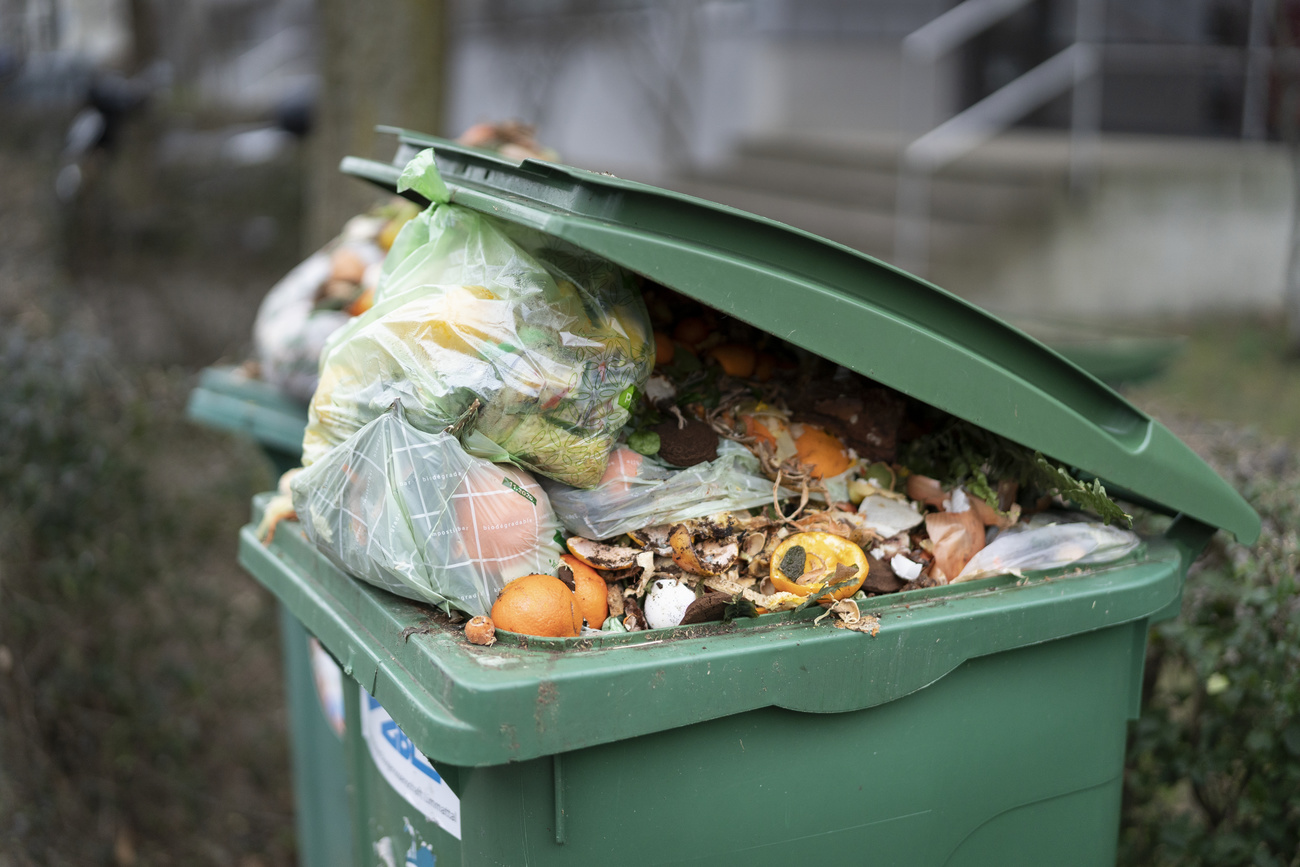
186, 366, 308, 477
185, 368, 354, 867
236, 131, 1259, 866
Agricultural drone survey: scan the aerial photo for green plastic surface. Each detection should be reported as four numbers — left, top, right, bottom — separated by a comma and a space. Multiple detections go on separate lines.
278, 608, 354, 867
344, 625, 1139, 866
341, 133, 1258, 544
239, 495, 1192, 770
185, 366, 307, 473
1006, 315, 1187, 387
238, 492, 1186, 863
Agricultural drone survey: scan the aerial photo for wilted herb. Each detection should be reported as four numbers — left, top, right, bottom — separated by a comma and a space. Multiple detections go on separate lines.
901, 419, 1131, 525
794, 566, 863, 612
778, 545, 806, 580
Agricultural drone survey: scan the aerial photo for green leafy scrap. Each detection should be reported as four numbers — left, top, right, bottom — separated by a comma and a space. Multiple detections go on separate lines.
793, 565, 863, 612
900, 419, 1131, 526
627, 429, 661, 456
1031, 455, 1131, 526
723, 595, 760, 621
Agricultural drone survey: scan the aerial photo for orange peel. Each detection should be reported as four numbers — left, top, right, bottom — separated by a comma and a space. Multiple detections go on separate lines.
769, 531, 869, 601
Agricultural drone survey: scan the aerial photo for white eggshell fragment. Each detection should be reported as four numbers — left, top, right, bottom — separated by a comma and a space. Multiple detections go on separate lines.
891, 554, 923, 582
858, 494, 925, 538
643, 578, 698, 629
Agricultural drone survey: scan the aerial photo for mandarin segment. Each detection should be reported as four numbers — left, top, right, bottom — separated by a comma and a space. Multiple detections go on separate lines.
793, 424, 853, 479
708, 344, 757, 378
653, 331, 675, 366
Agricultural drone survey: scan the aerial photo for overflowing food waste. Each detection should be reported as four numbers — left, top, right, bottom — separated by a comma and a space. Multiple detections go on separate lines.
264, 148, 1144, 644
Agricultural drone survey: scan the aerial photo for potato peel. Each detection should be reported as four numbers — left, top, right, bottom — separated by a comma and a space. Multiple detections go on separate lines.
667, 523, 737, 576
567, 536, 640, 570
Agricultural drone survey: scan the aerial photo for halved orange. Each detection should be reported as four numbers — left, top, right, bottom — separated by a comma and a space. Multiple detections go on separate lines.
561, 554, 610, 627
769, 531, 869, 602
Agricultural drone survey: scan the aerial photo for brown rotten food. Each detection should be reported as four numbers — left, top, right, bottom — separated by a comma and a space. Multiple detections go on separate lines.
464, 616, 497, 646
789, 375, 908, 463
652, 417, 719, 467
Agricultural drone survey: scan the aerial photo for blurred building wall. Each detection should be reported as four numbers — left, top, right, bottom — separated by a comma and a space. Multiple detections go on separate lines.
444, 0, 952, 177
442, 0, 1294, 318
930, 137, 1293, 319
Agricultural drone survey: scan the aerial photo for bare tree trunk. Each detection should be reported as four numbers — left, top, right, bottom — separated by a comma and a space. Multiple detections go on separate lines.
305, 0, 448, 251
1279, 2, 1300, 354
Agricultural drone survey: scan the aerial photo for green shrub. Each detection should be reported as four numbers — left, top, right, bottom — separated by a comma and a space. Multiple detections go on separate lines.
1121, 436, 1300, 866
0, 322, 292, 864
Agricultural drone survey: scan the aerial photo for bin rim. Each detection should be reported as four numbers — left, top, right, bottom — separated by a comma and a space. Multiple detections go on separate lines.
339, 130, 1258, 544
240, 493, 1190, 768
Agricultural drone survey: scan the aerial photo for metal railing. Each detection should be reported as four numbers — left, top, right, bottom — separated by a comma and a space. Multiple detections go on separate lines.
893, 0, 1105, 276
893, 0, 1287, 277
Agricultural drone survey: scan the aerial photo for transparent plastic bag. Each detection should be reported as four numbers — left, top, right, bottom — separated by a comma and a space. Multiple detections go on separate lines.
545, 440, 782, 540
953, 520, 1141, 583
253, 205, 413, 403
290, 404, 564, 616
302, 149, 653, 488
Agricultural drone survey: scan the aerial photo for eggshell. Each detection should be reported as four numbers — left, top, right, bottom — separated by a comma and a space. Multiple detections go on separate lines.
643, 578, 697, 629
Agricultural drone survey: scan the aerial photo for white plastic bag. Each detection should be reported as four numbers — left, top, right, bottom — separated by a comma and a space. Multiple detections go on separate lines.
252, 206, 409, 403
290, 404, 564, 615
953, 520, 1141, 583
544, 440, 782, 540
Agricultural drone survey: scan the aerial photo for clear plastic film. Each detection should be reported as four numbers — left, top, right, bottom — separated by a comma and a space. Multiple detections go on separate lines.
290, 404, 564, 616
301, 149, 654, 488
544, 441, 785, 540
253, 203, 416, 403
953, 518, 1141, 583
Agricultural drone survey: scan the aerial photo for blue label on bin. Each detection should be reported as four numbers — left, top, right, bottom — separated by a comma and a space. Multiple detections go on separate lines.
360, 687, 461, 840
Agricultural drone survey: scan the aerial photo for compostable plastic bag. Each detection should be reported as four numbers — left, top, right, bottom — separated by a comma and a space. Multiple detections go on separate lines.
545, 440, 783, 540
952, 519, 1141, 583
290, 403, 564, 616
302, 149, 654, 488
253, 202, 417, 402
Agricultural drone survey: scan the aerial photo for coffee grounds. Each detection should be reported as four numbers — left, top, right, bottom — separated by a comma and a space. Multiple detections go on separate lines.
652, 417, 719, 467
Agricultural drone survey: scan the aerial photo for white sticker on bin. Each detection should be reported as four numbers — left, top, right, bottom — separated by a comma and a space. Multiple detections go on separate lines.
360, 686, 462, 840
309, 638, 346, 738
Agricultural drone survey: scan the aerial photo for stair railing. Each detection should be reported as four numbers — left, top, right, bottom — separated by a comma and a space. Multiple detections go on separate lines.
894, 0, 1105, 277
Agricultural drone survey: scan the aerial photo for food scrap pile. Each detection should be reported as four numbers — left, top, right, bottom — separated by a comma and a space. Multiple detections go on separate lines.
470, 286, 1139, 644
265, 147, 1140, 648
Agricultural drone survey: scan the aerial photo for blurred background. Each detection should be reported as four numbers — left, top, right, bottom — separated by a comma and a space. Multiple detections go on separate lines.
1, 1, 1298, 865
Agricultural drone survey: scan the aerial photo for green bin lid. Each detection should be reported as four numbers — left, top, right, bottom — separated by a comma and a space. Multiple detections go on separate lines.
185, 366, 308, 455
340, 131, 1258, 544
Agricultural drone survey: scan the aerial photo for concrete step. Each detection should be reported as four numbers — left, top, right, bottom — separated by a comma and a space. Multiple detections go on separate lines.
679, 154, 1056, 225
662, 130, 1077, 268
735, 130, 1079, 183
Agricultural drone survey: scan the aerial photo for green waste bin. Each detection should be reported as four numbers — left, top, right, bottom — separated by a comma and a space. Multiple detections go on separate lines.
185, 367, 354, 867
1001, 314, 1187, 388
186, 366, 308, 478
235, 131, 1259, 866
